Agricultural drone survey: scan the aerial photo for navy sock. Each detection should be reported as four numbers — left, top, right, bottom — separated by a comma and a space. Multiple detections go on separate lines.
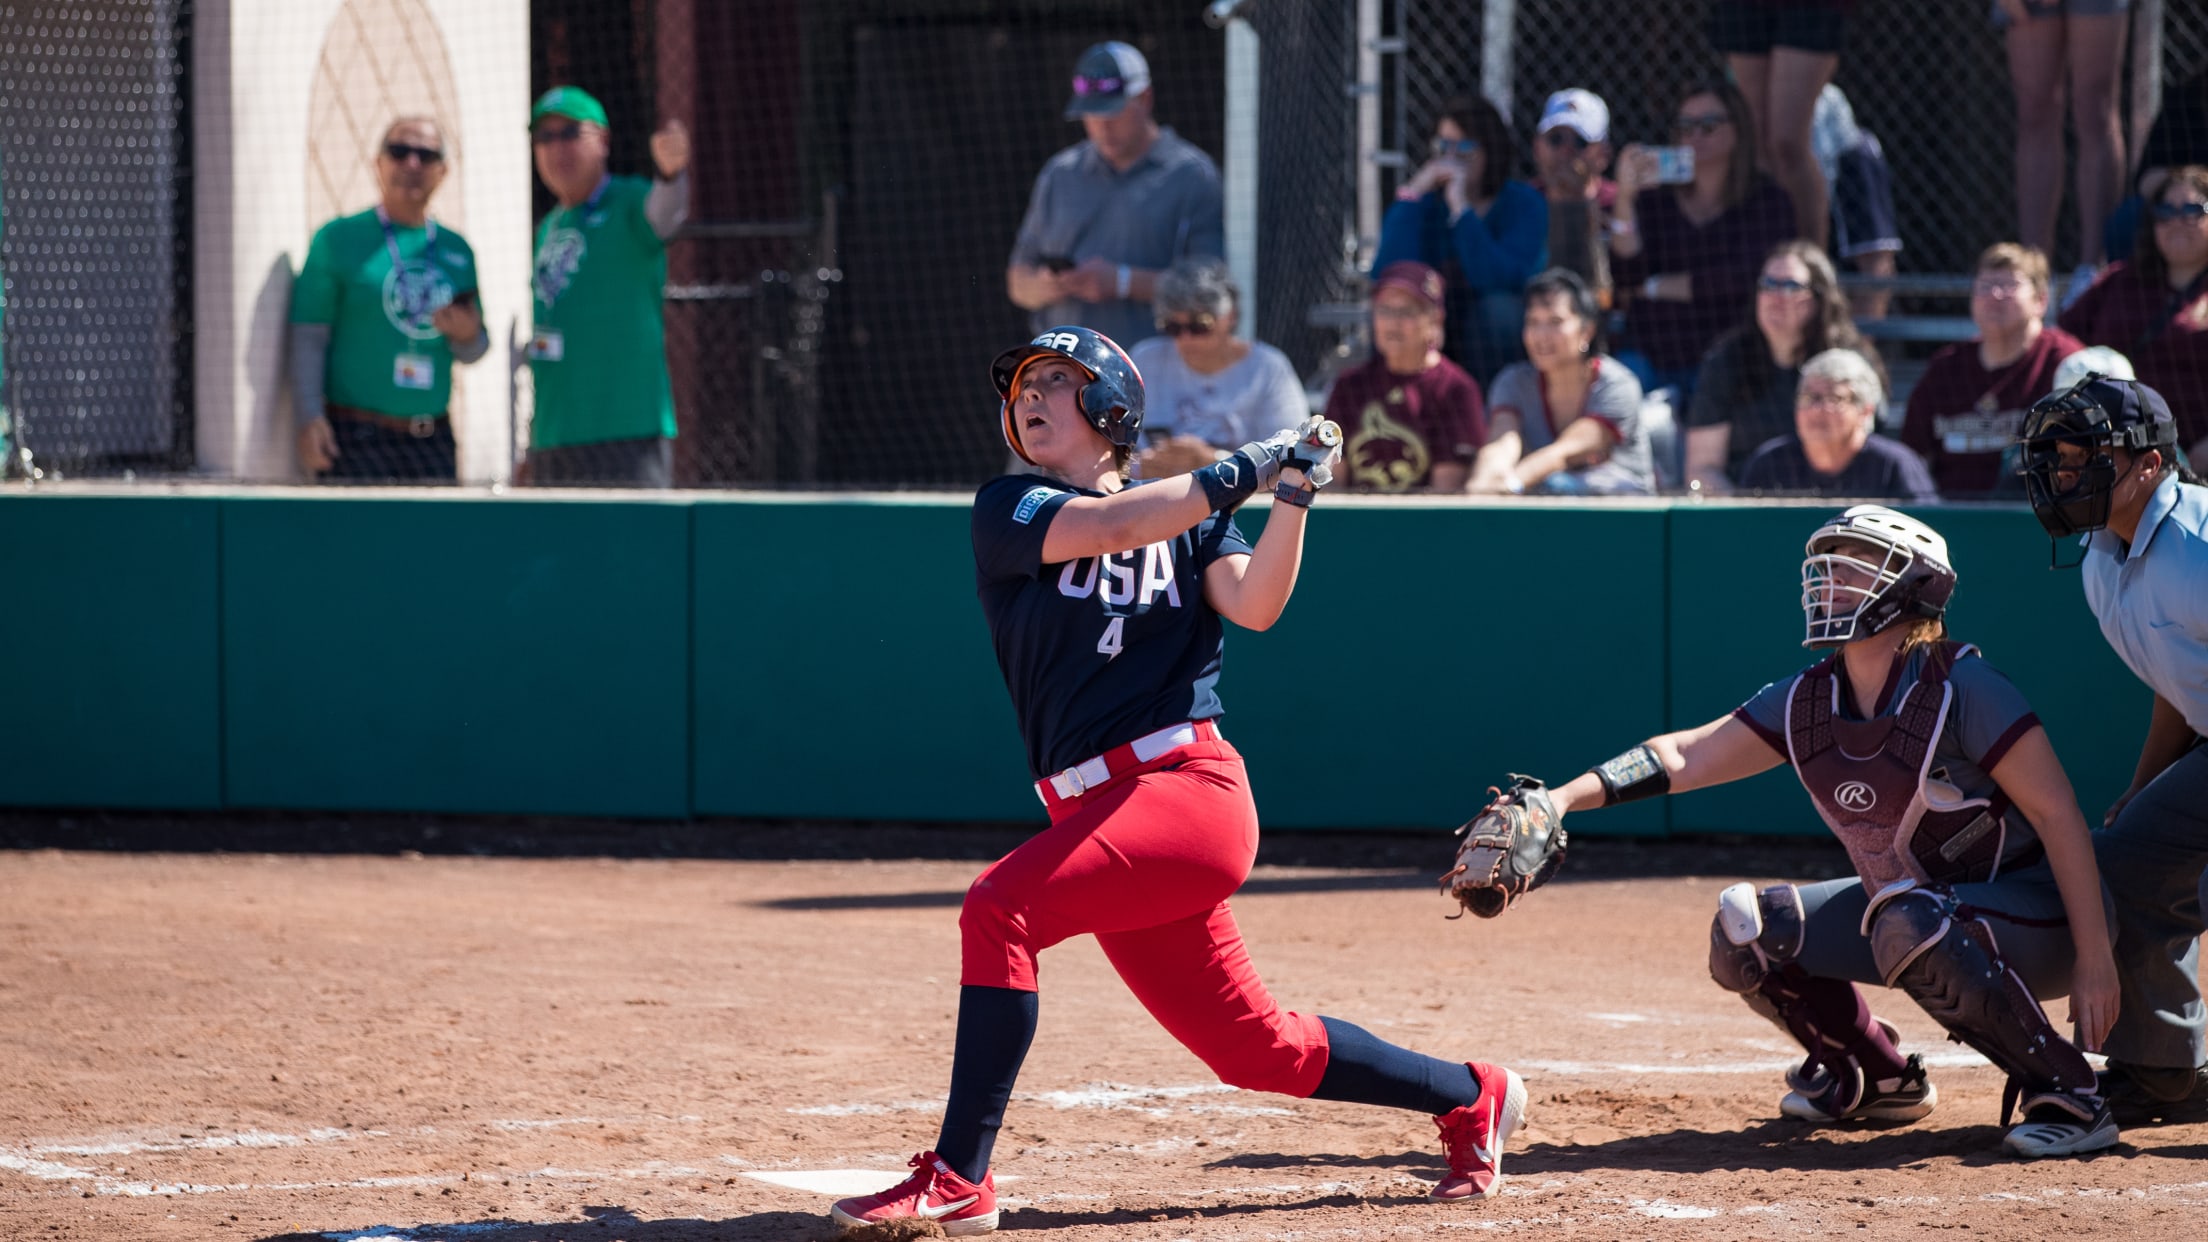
934, 985, 1039, 1183
1308, 1016, 1481, 1115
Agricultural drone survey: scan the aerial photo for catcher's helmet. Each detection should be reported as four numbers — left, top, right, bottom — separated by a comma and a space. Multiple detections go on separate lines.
1799, 505, 1955, 649
991, 325, 1145, 465
2016, 375, 2178, 540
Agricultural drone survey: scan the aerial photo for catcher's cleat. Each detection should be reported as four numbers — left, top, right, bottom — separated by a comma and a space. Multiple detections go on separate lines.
829, 1151, 999, 1236
1781, 1053, 1937, 1124
1782, 1015, 1904, 1095
2002, 1091, 2119, 1159
2100, 1061, 2208, 1127
1431, 1062, 1527, 1201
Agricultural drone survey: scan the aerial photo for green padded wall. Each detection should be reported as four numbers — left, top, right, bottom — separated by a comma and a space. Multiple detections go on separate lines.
0, 494, 221, 808
220, 494, 691, 817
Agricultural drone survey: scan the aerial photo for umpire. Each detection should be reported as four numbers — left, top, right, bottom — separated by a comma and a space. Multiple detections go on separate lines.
2017, 375, 2208, 1125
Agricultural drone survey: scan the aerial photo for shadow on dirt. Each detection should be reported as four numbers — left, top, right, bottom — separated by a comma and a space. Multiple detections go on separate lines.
257, 1203, 846, 1242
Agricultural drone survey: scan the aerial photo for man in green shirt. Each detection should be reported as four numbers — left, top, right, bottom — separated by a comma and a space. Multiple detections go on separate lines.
526, 86, 691, 487
289, 117, 487, 481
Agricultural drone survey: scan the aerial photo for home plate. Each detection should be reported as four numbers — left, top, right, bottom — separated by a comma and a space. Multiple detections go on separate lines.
739, 1169, 1023, 1197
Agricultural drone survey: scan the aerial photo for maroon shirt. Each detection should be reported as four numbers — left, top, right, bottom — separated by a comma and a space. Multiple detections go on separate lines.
1612, 176, 1796, 374
2057, 262, 2208, 449
1322, 353, 1487, 491
1901, 326, 2082, 496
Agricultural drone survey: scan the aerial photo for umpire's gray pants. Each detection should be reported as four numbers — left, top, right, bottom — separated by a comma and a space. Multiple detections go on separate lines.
1788, 861, 2095, 1005
2095, 740, 2208, 1071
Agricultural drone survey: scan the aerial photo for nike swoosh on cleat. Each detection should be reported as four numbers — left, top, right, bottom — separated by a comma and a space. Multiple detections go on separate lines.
916, 1194, 980, 1220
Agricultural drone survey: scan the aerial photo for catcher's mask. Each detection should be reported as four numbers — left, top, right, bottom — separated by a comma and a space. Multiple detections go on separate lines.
1799, 505, 1955, 650
991, 325, 1145, 465
2016, 374, 2178, 545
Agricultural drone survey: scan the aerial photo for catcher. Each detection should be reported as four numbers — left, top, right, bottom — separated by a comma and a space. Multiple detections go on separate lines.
1443, 505, 2123, 1158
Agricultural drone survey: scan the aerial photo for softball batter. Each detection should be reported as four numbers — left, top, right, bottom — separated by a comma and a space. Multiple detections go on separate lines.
831, 326, 1525, 1235
1481, 505, 2122, 1157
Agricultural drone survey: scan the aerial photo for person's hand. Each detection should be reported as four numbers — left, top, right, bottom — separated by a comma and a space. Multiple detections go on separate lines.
1996, 0, 2034, 24
1615, 143, 1658, 200
2102, 782, 2145, 828
650, 119, 691, 179
1062, 257, 1118, 303
1443, 162, 1474, 219
1136, 435, 1220, 478
298, 417, 339, 474
2068, 946, 2121, 1053
1399, 156, 1456, 200
432, 299, 482, 345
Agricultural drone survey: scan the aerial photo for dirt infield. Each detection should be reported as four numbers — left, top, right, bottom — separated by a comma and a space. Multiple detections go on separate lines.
3, 833, 2205, 1241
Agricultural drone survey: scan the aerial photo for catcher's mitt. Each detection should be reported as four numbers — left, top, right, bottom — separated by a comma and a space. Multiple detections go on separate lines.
1440, 776, 1567, 919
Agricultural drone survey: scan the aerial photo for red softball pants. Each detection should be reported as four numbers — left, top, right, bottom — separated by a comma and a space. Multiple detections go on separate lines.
959, 736, 1331, 1099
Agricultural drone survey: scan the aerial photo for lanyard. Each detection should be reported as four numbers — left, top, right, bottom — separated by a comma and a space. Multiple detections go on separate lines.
374, 205, 437, 269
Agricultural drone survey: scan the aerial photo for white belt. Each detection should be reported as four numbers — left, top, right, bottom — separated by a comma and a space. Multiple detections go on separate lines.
1037, 721, 1205, 803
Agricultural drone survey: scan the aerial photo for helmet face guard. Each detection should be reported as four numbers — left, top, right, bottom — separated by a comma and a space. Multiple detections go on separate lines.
991, 326, 1145, 465
2017, 376, 2177, 540
1798, 506, 1955, 649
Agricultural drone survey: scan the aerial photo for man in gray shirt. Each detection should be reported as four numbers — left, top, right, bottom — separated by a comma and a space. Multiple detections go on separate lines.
1006, 41, 1224, 351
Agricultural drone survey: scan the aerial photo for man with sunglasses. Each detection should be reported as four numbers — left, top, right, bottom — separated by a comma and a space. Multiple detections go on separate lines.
1530, 89, 1616, 303
1006, 41, 1223, 352
289, 117, 485, 481
525, 86, 691, 487
2014, 375, 2208, 1127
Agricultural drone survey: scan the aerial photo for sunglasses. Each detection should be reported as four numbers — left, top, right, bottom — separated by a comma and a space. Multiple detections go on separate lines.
1756, 275, 1810, 296
2154, 201, 2208, 222
383, 142, 444, 165
1539, 129, 1589, 150
1159, 315, 1218, 337
531, 122, 584, 146
1433, 137, 1480, 157
1070, 75, 1124, 96
1672, 113, 1730, 138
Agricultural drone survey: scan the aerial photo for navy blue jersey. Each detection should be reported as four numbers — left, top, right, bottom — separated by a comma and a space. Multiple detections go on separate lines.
972, 473, 1254, 779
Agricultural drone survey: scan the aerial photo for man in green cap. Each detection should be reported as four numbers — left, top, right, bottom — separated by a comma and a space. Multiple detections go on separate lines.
289, 116, 486, 481
525, 85, 691, 487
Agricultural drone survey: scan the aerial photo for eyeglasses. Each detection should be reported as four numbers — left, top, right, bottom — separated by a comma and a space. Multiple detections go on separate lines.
1672, 113, 1730, 138
1433, 137, 1480, 157
1799, 388, 1861, 409
1538, 129, 1588, 151
2154, 200, 2208, 222
1756, 275, 1810, 297
383, 142, 444, 165
531, 122, 583, 146
1159, 315, 1218, 337
1971, 275, 2031, 297
1070, 75, 1124, 96
1372, 301, 1432, 321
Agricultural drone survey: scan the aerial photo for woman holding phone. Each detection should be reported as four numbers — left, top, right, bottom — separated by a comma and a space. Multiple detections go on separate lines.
1611, 79, 1796, 410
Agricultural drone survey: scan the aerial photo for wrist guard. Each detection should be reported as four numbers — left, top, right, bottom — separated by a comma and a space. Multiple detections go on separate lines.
1592, 743, 1670, 806
1274, 477, 1316, 507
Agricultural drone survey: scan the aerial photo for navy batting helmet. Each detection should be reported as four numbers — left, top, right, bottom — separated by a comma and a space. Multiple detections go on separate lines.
991, 325, 1145, 465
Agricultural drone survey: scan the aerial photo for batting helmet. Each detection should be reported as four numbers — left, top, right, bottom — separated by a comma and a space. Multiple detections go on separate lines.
991, 326, 1145, 465
1799, 505, 1956, 649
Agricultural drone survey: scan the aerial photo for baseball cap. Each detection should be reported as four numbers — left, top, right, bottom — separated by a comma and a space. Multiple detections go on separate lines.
2074, 376, 2176, 438
2050, 345, 2135, 396
1537, 88, 1609, 144
1065, 42, 1152, 119
530, 85, 608, 130
1373, 261, 1446, 315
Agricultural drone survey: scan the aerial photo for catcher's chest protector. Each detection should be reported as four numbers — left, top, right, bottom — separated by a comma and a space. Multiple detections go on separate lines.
1785, 642, 2012, 890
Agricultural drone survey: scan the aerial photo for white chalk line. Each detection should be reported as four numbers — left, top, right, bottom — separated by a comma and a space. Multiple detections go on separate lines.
791, 1080, 1293, 1118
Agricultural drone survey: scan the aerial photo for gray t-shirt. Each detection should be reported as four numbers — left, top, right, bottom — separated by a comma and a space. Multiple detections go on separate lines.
1485, 356, 1654, 494
1733, 646, 2045, 850
1127, 337, 1305, 450
1009, 127, 1225, 350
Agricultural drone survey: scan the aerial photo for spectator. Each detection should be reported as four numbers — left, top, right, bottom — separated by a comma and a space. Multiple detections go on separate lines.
1373, 94, 1548, 386
1811, 84, 1904, 319
524, 87, 690, 487
2106, 68, 2208, 262
1708, 0, 1845, 248
2059, 166, 2208, 466
1685, 240, 1875, 492
289, 117, 485, 481
1127, 259, 1305, 479
1738, 347, 1937, 500
1996, 0, 2129, 305
1006, 42, 1223, 352
1322, 261, 1486, 492
1471, 267, 1654, 496
1530, 88, 1617, 303
1902, 243, 2083, 496
1612, 79, 1797, 406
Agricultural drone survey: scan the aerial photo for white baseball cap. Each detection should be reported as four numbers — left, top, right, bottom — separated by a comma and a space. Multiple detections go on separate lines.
2052, 345, 2136, 396
1538, 89, 1609, 144
1066, 42, 1153, 119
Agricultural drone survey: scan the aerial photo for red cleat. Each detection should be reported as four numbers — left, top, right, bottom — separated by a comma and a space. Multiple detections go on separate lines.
829, 1151, 999, 1236
1431, 1061, 1527, 1201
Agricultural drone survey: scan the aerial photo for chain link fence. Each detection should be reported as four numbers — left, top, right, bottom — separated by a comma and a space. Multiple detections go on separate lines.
5, 1, 2208, 487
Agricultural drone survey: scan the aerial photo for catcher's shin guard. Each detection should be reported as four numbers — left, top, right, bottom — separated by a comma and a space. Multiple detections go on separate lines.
1865, 886, 2097, 1105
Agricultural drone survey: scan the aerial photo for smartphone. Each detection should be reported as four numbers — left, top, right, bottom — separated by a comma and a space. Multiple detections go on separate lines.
1038, 254, 1076, 273
1651, 145, 1696, 185
450, 290, 479, 309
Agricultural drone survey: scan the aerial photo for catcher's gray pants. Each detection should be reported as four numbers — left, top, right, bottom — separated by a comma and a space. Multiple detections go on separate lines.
2095, 741, 2208, 1071
1788, 860, 2097, 1007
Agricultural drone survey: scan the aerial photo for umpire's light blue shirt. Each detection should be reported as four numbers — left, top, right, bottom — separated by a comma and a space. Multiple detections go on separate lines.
2084, 473, 2208, 737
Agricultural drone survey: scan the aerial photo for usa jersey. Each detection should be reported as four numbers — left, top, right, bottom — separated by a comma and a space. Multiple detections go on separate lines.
972, 473, 1254, 779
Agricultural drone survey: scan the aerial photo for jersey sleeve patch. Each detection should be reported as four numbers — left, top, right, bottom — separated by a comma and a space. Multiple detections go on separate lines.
1014, 485, 1056, 525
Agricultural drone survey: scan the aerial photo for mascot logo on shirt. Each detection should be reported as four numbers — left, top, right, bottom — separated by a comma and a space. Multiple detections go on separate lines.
382, 258, 458, 341
1834, 780, 1877, 813
1347, 396, 1432, 492
533, 227, 589, 306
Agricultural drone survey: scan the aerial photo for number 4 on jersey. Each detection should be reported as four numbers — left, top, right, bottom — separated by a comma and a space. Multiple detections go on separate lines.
1097, 616, 1125, 659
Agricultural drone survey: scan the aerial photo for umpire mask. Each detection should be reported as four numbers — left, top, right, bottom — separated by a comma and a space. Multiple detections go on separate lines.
2017, 375, 2177, 544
